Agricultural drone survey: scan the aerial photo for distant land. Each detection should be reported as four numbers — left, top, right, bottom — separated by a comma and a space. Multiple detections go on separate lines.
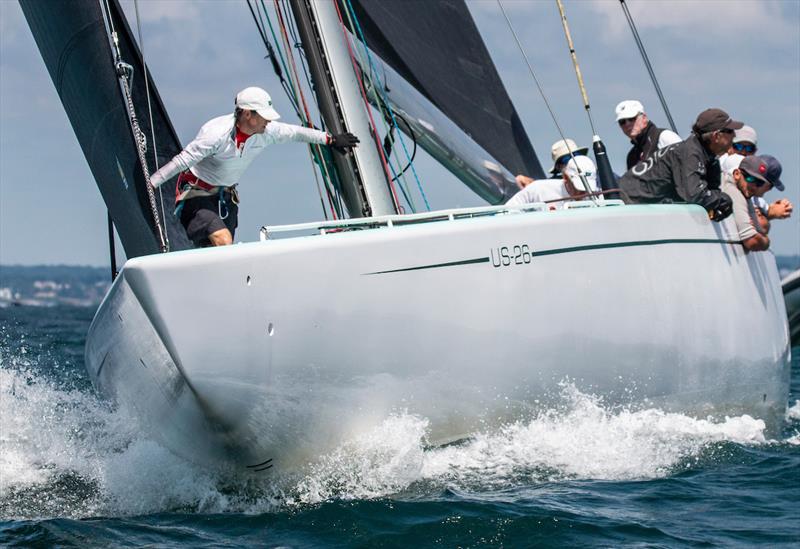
0, 265, 111, 307
1, 256, 799, 308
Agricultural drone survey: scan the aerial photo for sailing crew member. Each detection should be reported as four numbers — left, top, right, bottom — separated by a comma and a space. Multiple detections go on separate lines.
617, 107, 740, 221
615, 100, 682, 169
507, 155, 599, 209
514, 138, 588, 189
719, 126, 793, 224
719, 155, 771, 251
149, 86, 359, 247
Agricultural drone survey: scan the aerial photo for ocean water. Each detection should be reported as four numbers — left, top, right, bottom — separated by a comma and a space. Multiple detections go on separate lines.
1, 305, 798, 548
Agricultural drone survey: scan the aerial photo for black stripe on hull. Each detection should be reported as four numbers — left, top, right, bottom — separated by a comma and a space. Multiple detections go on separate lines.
364, 238, 741, 275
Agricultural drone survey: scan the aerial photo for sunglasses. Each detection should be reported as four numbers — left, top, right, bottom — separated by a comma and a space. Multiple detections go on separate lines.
618, 116, 638, 126
733, 143, 756, 153
742, 171, 767, 186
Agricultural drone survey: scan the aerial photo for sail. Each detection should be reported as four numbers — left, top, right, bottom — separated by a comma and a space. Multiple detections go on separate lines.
362, 57, 521, 203
20, 0, 192, 258
348, 0, 545, 181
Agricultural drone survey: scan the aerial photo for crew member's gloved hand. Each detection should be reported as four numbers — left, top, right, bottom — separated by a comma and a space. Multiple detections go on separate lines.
330, 132, 359, 152
709, 193, 733, 221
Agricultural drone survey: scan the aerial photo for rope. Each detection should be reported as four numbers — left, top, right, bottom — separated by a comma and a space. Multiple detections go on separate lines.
132, 0, 169, 248
619, 0, 678, 133
338, 2, 415, 211
101, 0, 167, 252
497, 0, 593, 196
330, 0, 401, 211
273, 0, 341, 219
248, 0, 341, 219
555, 0, 598, 136
343, 0, 429, 211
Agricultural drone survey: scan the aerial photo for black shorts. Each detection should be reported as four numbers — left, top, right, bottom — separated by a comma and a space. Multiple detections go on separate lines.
179, 194, 238, 247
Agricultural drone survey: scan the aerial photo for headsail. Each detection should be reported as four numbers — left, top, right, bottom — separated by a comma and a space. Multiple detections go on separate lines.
20, 0, 192, 258
348, 0, 545, 181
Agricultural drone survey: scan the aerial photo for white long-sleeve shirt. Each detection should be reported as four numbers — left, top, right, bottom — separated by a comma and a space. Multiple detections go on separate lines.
149, 114, 329, 188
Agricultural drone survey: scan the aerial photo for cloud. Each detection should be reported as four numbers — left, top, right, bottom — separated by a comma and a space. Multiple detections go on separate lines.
586, 0, 797, 45
119, 0, 201, 24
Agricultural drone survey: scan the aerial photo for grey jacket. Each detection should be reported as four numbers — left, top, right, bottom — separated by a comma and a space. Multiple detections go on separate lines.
618, 133, 731, 218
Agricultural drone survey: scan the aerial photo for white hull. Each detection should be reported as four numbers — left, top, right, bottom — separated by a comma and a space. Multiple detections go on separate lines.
85, 204, 791, 470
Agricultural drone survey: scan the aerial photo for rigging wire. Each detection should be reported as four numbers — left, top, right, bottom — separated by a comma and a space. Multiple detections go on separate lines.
339, 2, 416, 212
495, 1, 575, 165
342, 0, 429, 211
100, 0, 167, 252
330, 0, 402, 212
248, 0, 341, 219
385, 113, 418, 183
273, 0, 342, 219
496, 0, 602, 199
132, 0, 169, 248
277, 0, 344, 217
555, 0, 597, 136
619, 0, 677, 133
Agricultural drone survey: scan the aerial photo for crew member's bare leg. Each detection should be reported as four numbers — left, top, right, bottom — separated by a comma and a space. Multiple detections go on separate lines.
209, 228, 233, 246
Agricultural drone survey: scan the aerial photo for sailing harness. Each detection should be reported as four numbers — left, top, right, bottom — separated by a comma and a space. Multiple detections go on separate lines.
173, 127, 249, 219
174, 172, 239, 221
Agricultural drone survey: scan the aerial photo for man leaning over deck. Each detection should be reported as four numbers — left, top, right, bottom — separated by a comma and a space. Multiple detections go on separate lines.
617, 108, 740, 221
148, 87, 359, 248
720, 126, 793, 224
721, 155, 771, 252
506, 155, 600, 210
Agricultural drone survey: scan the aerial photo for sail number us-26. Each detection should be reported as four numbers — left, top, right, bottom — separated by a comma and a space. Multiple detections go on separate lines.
490, 244, 534, 268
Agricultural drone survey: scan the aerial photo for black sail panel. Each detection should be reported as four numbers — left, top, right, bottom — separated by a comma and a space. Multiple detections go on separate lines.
20, 0, 192, 258
349, 0, 545, 180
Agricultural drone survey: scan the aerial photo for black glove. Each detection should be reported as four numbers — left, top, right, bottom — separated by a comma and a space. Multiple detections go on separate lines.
330, 132, 359, 152
709, 192, 733, 221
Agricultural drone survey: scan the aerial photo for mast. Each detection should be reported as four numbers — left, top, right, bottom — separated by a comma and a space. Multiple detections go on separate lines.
289, 0, 397, 217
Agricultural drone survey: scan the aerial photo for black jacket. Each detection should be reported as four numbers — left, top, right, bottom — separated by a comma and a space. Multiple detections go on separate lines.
618, 133, 732, 218
626, 121, 666, 170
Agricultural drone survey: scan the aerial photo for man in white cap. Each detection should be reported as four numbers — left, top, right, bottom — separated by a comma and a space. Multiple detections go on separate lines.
149, 86, 359, 247
615, 100, 681, 170
514, 138, 588, 189
507, 155, 599, 209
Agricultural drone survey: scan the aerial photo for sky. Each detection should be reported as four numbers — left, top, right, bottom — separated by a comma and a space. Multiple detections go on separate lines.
1, 0, 798, 266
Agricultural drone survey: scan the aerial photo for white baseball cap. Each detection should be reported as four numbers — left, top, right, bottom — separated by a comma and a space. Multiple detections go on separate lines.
615, 100, 644, 121
235, 87, 281, 120
733, 125, 757, 145
564, 155, 598, 192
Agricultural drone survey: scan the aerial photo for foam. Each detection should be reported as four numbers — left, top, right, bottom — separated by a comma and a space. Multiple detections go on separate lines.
0, 361, 793, 518
289, 384, 769, 503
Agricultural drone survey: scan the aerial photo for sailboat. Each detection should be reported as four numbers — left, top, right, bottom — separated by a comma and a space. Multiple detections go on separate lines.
20, 0, 791, 471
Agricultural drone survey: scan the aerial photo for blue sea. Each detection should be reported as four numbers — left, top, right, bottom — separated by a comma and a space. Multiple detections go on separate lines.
1, 304, 798, 548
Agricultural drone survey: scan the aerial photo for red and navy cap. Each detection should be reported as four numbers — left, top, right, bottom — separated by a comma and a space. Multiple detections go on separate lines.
739, 156, 770, 186
759, 155, 784, 191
